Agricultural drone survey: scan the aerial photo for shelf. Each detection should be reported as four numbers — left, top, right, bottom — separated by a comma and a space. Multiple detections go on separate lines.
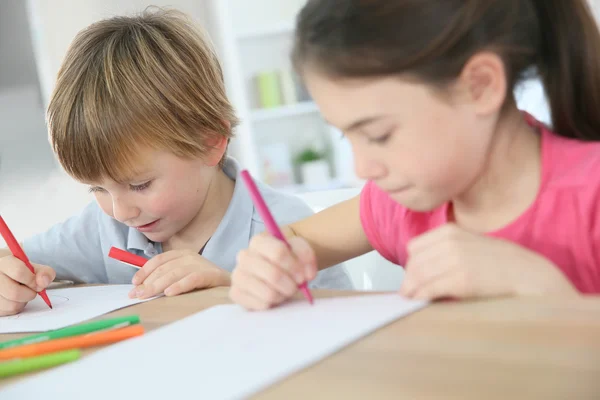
250, 101, 319, 122
237, 22, 294, 40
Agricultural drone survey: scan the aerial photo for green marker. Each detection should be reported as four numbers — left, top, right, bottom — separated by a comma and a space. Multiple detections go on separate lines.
0, 315, 140, 350
0, 349, 81, 378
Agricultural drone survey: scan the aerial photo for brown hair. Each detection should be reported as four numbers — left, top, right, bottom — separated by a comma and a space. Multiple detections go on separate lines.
48, 7, 238, 183
292, 0, 600, 141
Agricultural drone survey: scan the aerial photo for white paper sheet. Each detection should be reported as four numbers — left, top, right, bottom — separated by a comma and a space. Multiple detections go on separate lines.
0, 285, 157, 333
0, 293, 426, 400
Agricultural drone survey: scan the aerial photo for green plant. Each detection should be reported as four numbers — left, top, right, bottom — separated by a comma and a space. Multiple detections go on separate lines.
295, 148, 323, 164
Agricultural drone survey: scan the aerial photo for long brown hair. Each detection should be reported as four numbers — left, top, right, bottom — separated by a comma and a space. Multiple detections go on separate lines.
48, 8, 238, 183
292, 0, 600, 141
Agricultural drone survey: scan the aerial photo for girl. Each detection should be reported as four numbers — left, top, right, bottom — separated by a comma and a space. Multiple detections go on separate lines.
0, 9, 351, 316
230, 0, 600, 310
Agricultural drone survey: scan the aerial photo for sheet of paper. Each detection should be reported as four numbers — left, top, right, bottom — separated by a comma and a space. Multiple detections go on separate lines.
0, 293, 426, 400
0, 285, 157, 333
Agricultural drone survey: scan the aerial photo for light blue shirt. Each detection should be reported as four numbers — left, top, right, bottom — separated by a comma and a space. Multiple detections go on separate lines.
23, 157, 352, 289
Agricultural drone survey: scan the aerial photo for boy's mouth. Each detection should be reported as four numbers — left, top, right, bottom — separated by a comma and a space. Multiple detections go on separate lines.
134, 219, 160, 232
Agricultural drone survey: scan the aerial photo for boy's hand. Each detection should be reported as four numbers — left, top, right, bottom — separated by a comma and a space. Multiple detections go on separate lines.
229, 234, 317, 311
399, 224, 577, 300
0, 256, 56, 316
129, 249, 230, 299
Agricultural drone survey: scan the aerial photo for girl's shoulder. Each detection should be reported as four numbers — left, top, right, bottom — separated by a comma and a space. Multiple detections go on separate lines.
542, 128, 600, 192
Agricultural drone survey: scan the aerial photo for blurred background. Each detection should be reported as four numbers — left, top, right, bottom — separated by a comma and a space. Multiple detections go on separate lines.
1, 0, 598, 289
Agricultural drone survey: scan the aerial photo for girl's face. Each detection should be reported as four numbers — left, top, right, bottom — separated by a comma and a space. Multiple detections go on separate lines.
85, 149, 215, 243
304, 70, 498, 211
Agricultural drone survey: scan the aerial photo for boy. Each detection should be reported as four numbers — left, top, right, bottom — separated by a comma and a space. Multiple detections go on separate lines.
0, 8, 351, 316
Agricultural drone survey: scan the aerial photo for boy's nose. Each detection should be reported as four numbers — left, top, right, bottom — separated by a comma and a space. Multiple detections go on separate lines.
112, 198, 140, 223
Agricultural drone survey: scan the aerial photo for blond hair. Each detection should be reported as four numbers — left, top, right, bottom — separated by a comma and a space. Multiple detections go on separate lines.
47, 7, 238, 183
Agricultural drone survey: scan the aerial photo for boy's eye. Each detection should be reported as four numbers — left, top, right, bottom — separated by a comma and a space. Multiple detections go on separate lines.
129, 180, 152, 192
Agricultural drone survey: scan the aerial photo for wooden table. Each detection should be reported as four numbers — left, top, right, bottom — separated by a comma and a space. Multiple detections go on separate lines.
1, 288, 600, 399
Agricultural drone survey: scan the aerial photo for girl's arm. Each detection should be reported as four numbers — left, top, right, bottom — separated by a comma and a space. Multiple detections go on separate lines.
283, 195, 373, 270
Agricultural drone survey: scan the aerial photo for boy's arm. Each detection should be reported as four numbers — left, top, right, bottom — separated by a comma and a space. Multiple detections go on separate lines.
284, 195, 373, 270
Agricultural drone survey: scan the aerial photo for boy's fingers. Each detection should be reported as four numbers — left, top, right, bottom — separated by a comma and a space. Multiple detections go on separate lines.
139, 267, 189, 298
0, 273, 37, 302
164, 273, 209, 296
0, 294, 26, 316
2, 258, 37, 290
132, 250, 185, 285
33, 264, 56, 291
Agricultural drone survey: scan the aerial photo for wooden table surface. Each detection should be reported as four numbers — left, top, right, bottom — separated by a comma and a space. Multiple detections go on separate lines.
1, 287, 600, 399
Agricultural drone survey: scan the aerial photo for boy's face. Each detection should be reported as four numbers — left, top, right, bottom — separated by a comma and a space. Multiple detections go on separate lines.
85, 149, 215, 243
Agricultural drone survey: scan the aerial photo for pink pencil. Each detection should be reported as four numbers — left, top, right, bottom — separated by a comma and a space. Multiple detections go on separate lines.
240, 170, 314, 305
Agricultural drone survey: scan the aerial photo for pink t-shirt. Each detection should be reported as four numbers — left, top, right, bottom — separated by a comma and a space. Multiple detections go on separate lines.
360, 114, 600, 294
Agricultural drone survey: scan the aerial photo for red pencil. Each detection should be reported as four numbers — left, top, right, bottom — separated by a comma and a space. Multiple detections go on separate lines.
108, 247, 148, 268
240, 170, 314, 305
0, 215, 53, 309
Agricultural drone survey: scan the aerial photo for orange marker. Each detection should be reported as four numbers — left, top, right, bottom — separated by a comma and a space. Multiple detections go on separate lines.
0, 325, 144, 361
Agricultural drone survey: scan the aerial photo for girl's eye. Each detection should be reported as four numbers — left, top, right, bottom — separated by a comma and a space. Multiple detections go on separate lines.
130, 180, 152, 192
88, 187, 105, 193
368, 132, 392, 144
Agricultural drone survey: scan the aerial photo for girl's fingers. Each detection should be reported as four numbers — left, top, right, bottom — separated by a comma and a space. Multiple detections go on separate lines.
232, 268, 286, 309
229, 285, 272, 311
401, 250, 449, 297
238, 250, 297, 297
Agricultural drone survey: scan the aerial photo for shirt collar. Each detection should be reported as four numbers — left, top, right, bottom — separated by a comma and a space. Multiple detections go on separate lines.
200, 157, 254, 268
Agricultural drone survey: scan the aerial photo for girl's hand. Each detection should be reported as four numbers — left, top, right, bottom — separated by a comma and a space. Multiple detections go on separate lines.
229, 234, 318, 311
129, 250, 230, 299
399, 224, 577, 300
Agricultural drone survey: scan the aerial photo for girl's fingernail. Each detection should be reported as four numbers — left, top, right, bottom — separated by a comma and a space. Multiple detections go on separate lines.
294, 271, 304, 285
42, 276, 51, 287
128, 288, 137, 298
136, 287, 144, 297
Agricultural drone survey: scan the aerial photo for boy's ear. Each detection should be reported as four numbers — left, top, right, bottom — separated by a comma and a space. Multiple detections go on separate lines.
204, 120, 231, 167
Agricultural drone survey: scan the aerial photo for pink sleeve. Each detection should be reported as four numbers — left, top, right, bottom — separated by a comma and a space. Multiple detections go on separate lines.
591, 196, 600, 289
359, 181, 397, 263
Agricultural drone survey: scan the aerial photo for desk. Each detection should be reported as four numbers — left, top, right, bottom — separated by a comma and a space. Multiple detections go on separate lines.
1, 288, 600, 399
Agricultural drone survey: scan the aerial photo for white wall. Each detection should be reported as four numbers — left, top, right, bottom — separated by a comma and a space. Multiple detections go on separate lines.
0, 85, 90, 246
591, 0, 600, 21
25, 0, 211, 107
226, 0, 305, 36
0, 0, 39, 90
